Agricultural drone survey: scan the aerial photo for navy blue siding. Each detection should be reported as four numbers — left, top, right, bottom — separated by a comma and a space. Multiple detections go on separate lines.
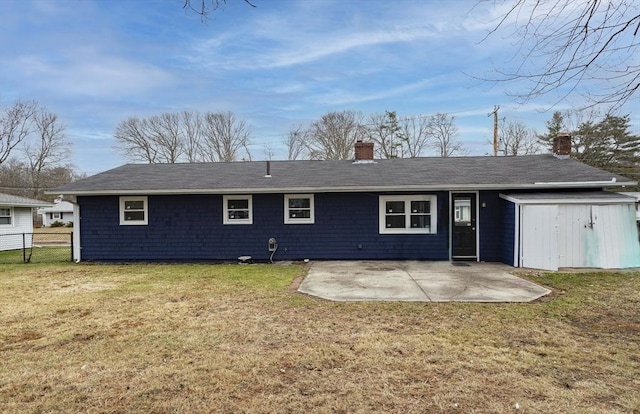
478, 191, 503, 262
78, 192, 450, 262
500, 199, 516, 266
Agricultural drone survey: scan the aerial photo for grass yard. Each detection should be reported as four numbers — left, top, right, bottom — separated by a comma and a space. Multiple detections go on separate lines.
0, 263, 638, 413
0, 246, 71, 264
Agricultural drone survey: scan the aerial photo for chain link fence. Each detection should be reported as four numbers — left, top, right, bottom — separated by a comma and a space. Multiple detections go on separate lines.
0, 232, 73, 263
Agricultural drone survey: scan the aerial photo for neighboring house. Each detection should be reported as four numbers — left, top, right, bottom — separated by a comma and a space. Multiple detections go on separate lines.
38, 199, 75, 227
51, 138, 640, 270
0, 193, 51, 251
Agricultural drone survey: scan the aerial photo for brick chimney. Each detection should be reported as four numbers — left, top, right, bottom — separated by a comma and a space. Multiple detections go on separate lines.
354, 140, 374, 161
552, 133, 571, 159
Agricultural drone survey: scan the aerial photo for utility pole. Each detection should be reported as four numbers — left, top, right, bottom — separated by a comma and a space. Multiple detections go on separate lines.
488, 105, 499, 156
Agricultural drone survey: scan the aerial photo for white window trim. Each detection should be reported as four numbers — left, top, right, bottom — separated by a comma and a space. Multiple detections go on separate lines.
379, 195, 437, 234
284, 194, 315, 224
119, 196, 148, 226
0, 206, 13, 226
223, 195, 253, 225
52, 212, 61, 220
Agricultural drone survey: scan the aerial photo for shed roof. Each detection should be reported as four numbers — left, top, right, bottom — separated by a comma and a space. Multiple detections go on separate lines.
500, 192, 637, 204
50, 154, 636, 195
0, 192, 52, 207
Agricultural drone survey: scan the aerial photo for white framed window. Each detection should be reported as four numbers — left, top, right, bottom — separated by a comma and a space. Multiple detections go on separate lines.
284, 194, 315, 224
0, 207, 12, 226
119, 196, 148, 225
379, 195, 437, 234
52, 212, 61, 220
223, 195, 253, 225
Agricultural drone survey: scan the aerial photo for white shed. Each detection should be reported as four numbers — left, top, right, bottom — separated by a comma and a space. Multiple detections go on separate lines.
501, 192, 640, 271
0, 193, 52, 251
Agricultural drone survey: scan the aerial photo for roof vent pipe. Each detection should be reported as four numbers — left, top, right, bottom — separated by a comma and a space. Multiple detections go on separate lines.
265, 160, 272, 178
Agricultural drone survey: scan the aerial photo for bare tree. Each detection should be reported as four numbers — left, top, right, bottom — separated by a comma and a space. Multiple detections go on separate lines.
148, 113, 184, 163
181, 111, 204, 162
114, 117, 159, 163
477, 0, 640, 110
367, 111, 405, 159
22, 109, 70, 197
0, 158, 29, 196
367, 111, 431, 159
115, 110, 252, 163
0, 102, 77, 199
306, 110, 367, 160
183, 0, 256, 21
200, 111, 252, 162
0, 159, 80, 200
427, 113, 466, 157
495, 121, 540, 155
400, 116, 431, 158
114, 114, 183, 164
0, 100, 37, 165
284, 124, 309, 160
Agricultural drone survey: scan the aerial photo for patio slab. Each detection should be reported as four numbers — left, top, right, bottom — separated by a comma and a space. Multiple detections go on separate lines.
298, 261, 550, 302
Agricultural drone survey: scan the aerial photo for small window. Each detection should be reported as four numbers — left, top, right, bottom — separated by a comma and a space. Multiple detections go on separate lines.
454, 198, 471, 225
52, 212, 61, 220
223, 195, 253, 224
379, 195, 437, 234
284, 194, 315, 224
120, 196, 148, 225
0, 207, 12, 226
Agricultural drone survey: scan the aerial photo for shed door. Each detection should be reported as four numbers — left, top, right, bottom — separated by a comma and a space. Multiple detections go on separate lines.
592, 204, 640, 268
521, 205, 558, 271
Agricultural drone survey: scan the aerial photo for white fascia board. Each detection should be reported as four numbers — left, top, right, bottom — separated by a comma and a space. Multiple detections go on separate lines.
499, 193, 637, 205
48, 181, 636, 197
1, 202, 52, 208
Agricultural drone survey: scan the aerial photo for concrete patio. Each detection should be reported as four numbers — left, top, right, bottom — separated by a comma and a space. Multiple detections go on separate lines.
298, 261, 551, 302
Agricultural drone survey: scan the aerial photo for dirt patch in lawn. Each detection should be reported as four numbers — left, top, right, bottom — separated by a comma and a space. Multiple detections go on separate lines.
0, 263, 638, 413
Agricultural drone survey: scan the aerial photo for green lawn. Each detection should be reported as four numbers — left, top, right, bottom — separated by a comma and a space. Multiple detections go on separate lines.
1, 263, 638, 413
0, 246, 71, 264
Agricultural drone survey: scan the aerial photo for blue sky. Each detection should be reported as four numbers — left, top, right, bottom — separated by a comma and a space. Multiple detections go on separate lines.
1, 0, 638, 175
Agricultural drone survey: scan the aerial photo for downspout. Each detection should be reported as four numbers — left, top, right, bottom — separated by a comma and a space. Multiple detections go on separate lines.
72, 201, 81, 262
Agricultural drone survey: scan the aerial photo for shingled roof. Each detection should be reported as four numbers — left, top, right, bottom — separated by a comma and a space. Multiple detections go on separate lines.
51, 154, 636, 195
0, 192, 51, 207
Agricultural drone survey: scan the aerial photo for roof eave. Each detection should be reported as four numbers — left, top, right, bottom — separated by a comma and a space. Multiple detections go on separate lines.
2, 202, 53, 208
48, 180, 636, 196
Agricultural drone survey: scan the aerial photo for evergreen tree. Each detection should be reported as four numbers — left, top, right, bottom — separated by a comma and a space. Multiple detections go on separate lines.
537, 111, 565, 152
574, 114, 639, 189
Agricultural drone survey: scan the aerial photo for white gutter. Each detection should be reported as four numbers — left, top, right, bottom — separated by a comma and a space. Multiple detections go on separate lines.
47, 180, 637, 197
533, 178, 620, 186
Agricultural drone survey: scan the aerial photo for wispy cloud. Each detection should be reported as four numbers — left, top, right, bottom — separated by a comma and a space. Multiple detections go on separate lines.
313, 78, 435, 106
9, 52, 173, 98
257, 26, 439, 69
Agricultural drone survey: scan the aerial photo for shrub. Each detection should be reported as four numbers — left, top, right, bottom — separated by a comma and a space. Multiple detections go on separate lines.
50, 221, 64, 228
65, 222, 74, 228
